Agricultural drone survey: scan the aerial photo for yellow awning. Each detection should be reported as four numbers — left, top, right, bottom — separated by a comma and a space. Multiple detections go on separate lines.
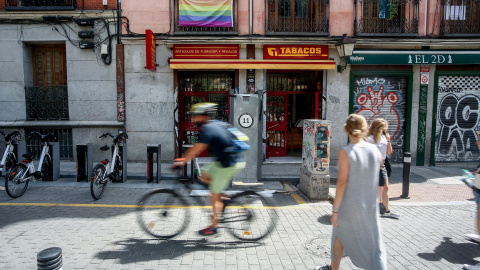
169, 59, 336, 70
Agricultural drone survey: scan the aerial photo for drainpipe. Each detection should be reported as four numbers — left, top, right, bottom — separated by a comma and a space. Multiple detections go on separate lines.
424, 0, 428, 36
249, 0, 253, 35
117, 0, 122, 44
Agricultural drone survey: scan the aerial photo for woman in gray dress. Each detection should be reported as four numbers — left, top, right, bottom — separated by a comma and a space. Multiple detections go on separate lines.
316, 114, 387, 270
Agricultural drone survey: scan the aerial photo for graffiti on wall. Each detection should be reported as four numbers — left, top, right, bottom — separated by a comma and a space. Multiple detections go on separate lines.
353, 76, 408, 162
435, 76, 480, 162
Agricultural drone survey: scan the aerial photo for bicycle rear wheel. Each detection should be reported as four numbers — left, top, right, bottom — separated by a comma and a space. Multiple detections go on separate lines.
137, 189, 190, 239
5, 164, 29, 198
90, 164, 107, 200
41, 155, 52, 181
223, 191, 277, 241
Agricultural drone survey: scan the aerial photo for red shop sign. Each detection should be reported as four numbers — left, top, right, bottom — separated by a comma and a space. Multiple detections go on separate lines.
145, 30, 157, 71
173, 44, 239, 59
264, 45, 329, 60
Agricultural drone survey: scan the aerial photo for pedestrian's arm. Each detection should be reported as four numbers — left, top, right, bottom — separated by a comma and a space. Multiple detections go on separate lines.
385, 133, 393, 155
178, 143, 208, 165
333, 149, 349, 213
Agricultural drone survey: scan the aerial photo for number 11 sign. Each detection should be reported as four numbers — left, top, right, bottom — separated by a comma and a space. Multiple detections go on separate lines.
238, 113, 254, 128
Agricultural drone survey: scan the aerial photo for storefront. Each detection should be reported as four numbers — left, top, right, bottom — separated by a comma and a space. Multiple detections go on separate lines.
347, 50, 480, 165
169, 44, 335, 158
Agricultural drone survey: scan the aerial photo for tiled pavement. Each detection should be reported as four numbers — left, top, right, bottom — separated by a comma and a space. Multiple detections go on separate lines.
0, 162, 479, 269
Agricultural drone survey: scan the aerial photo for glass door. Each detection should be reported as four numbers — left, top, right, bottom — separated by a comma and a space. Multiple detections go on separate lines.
267, 94, 288, 157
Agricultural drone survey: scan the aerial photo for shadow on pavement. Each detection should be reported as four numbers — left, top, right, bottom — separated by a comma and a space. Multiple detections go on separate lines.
94, 238, 262, 264
417, 237, 480, 265
317, 214, 331, 225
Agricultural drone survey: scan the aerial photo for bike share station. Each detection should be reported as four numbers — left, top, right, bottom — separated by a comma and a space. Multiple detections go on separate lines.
0, 139, 26, 178
76, 142, 127, 183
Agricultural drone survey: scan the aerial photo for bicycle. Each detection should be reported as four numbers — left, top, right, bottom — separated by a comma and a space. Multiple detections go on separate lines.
4, 131, 55, 198
90, 132, 128, 200
136, 166, 278, 242
0, 130, 22, 178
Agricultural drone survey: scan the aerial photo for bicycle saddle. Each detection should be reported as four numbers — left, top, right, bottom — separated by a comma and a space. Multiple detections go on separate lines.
100, 145, 110, 151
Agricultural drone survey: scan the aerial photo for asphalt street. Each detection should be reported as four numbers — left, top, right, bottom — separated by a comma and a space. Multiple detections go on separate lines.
0, 175, 478, 270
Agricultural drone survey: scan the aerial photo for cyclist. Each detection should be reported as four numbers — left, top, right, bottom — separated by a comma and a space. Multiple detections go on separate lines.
173, 102, 246, 236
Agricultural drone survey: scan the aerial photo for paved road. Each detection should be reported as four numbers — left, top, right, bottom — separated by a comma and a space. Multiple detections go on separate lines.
0, 181, 478, 270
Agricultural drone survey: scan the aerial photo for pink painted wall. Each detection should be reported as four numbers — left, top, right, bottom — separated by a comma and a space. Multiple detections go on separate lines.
122, 0, 172, 34
329, 0, 354, 36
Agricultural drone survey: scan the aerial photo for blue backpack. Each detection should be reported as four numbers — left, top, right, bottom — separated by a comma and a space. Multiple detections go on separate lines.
216, 121, 250, 153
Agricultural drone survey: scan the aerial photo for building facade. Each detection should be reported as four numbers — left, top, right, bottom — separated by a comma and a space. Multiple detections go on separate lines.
1, 0, 479, 168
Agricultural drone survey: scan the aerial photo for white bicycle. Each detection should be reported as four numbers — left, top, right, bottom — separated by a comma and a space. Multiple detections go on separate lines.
5, 131, 56, 198
90, 132, 128, 200
0, 130, 22, 179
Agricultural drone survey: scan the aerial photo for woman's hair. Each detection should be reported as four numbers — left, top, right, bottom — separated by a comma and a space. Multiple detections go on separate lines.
368, 118, 388, 144
344, 114, 368, 138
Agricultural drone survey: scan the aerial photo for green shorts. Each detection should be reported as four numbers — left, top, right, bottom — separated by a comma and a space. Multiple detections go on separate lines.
202, 161, 246, 194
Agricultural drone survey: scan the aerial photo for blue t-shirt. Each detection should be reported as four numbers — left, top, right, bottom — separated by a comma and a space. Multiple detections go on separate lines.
199, 121, 237, 167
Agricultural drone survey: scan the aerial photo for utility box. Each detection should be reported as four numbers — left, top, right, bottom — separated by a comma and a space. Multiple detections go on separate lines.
300, 120, 331, 199
230, 90, 263, 182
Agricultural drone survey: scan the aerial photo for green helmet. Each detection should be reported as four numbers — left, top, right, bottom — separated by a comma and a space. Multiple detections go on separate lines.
188, 102, 218, 115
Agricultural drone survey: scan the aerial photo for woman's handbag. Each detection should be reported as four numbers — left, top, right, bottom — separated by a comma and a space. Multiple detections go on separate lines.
385, 156, 392, 178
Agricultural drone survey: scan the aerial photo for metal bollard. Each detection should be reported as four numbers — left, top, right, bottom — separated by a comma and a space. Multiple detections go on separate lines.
76, 144, 93, 182
401, 152, 411, 199
147, 144, 161, 183
37, 247, 63, 270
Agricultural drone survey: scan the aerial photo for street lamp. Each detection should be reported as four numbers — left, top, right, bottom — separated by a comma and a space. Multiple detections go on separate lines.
335, 34, 356, 73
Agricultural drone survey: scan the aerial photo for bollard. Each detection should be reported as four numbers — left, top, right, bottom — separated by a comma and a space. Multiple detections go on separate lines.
76, 144, 93, 182
37, 247, 63, 270
47, 142, 60, 181
147, 144, 161, 183
401, 152, 411, 199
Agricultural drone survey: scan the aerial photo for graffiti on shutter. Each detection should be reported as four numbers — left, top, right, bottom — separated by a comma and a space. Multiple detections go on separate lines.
435, 76, 480, 163
352, 76, 408, 162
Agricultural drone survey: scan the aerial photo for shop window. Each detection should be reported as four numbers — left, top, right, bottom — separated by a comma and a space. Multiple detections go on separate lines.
178, 71, 234, 154
440, 0, 480, 36
266, 0, 329, 35
355, 0, 419, 36
267, 71, 315, 92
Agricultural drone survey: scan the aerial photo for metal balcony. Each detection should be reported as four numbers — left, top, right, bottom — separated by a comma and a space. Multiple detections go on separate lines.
355, 0, 419, 37
4, 0, 75, 10
440, 0, 480, 37
265, 0, 329, 36
25, 86, 69, 121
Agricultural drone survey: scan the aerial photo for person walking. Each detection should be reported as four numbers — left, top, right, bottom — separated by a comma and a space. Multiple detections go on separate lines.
316, 114, 387, 270
366, 118, 400, 219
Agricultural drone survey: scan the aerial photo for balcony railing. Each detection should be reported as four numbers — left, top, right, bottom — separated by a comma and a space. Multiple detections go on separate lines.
4, 0, 75, 10
25, 86, 69, 121
355, 0, 419, 37
440, 0, 480, 36
265, 0, 329, 35
174, 0, 238, 35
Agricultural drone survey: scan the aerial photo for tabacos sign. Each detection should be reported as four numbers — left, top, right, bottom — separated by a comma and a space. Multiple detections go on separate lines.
264, 45, 328, 60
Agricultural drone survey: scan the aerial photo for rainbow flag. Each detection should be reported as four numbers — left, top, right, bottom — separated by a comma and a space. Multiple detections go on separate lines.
178, 0, 233, 28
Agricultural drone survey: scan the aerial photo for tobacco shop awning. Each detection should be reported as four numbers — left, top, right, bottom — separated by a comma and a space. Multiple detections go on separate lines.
169, 59, 336, 70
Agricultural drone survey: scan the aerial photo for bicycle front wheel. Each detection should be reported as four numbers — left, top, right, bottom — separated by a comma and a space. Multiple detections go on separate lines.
137, 189, 190, 239
90, 164, 107, 200
223, 191, 278, 241
5, 164, 29, 198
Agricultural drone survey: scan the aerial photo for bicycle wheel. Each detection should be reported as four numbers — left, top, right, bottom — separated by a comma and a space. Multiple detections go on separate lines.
223, 191, 277, 241
5, 164, 29, 198
41, 155, 52, 181
137, 189, 190, 239
90, 164, 107, 200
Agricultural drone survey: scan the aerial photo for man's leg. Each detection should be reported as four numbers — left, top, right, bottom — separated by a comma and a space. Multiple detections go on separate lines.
210, 192, 223, 228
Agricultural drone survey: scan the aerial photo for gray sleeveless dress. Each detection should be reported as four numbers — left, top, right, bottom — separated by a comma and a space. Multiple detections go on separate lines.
331, 141, 387, 270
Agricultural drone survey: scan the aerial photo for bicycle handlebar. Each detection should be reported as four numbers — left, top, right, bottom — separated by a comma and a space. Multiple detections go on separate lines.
26, 131, 56, 143
99, 132, 128, 144
0, 130, 22, 142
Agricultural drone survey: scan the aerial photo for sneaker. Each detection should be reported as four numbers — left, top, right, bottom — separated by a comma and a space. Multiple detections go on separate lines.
198, 227, 218, 236
314, 266, 331, 270
379, 203, 387, 215
463, 263, 480, 270
382, 210, 400, 219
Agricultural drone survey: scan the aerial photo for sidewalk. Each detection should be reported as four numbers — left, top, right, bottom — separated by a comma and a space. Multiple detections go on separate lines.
56, 159, 475, 203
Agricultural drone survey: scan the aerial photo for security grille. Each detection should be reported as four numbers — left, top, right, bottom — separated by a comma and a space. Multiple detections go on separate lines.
25, 128, 73, 159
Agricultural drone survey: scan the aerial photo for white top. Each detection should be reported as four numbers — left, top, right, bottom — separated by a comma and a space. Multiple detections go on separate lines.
366, 135, 388, 160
